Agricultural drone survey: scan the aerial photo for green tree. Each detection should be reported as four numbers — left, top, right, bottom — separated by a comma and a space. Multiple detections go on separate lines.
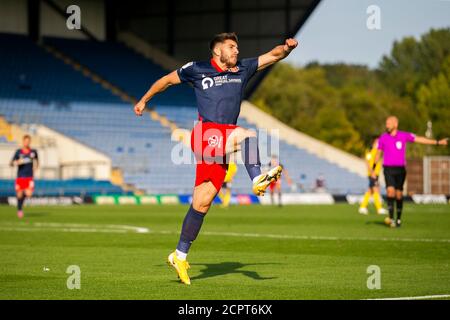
312, 105, 364, 155
417, 56, 450, 154
379, 28, 450, 98
251, 28, 450, 157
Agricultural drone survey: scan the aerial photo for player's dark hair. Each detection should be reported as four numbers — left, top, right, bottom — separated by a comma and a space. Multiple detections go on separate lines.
209, 32, 238, 54
23, 134, 31, 140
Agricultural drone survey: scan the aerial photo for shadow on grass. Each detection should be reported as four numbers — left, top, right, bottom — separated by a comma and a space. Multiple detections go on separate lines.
365, 220, 389, 227
190, 262, 278, 281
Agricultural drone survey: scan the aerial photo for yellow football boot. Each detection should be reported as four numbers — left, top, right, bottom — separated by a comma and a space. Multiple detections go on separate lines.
167, 251, 191, 285
252, 165, 282, 196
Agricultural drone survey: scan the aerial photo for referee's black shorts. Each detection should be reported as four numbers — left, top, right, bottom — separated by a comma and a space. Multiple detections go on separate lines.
383, 166, 407, 190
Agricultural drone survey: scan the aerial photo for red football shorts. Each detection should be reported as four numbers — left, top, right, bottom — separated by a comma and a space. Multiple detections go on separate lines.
191, 121, 239, 191
15, 177, 34, 192
269, 179, 281, 191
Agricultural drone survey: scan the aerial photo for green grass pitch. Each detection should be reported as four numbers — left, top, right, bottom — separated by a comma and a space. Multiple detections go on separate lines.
0, 203, 449, 300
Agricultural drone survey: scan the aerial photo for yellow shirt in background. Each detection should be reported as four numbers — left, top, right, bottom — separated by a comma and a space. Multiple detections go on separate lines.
224, 162, 238, 183
365, 148, 382, 177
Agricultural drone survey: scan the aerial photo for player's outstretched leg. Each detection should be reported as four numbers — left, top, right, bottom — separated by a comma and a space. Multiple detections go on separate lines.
252, 165, 282, 196
225, 127, 282, 196
226, 127, 282, 196
169, 205, 204, 285
241, 135, 282, 196
168, 181, 216, 285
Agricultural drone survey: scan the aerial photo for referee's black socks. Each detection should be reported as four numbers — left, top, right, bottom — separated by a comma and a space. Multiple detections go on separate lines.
396, 198, 403, 220
387, 197, 395, 220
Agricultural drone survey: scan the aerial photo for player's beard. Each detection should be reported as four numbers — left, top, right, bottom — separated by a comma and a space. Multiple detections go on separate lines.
220, 54, 237, 68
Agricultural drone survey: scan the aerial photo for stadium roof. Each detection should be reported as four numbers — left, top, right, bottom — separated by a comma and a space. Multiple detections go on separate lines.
109, 0, 322, 98
28, 0, 321, 98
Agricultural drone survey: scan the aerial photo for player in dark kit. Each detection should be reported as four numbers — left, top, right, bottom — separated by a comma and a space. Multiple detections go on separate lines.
134, 32, 298, 284
375, 116, 448, 228
10, 135, 39, 218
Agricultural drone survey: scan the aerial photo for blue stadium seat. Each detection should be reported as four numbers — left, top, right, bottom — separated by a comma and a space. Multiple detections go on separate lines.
0, 34, 366, 195
44, 37, 196, 105
0, 178, 129, 197
0, 33, 121, 103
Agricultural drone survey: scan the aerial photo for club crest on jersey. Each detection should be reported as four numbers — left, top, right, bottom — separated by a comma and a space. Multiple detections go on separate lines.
208, 135, 222, 147
396, 141, 403, 150
202, 77, 214, 90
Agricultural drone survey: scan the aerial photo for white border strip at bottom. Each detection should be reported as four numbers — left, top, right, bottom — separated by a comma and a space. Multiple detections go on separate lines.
365, 294, 450, 300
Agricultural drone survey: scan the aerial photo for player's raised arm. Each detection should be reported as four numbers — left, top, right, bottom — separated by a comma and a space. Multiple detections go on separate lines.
10, 151, 19, 167
134, 70, 182, 116
33, 152, 39, 171
414, 136, 448, 146
257, 38, 298, 71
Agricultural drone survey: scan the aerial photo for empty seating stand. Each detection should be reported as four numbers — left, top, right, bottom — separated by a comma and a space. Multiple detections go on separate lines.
0, 178, 128, 197
0, 33, 365, 195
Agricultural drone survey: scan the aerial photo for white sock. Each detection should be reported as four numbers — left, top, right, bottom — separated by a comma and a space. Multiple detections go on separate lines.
252, 174, 263, 184
175, 249, 187, 261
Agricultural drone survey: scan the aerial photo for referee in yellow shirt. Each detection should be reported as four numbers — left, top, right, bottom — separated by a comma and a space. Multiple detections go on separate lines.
359, 137, 387, 215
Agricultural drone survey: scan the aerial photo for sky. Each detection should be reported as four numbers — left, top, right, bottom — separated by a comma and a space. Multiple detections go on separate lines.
286, 0, 450, 68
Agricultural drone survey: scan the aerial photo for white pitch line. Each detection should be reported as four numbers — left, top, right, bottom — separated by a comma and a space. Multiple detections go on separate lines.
365, 294, 450, 300
155, 230, 450, 243
0, 227, 129, 233
0, 222, 150, 234
33, 222, 150, 233
1, 223, 449, 243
